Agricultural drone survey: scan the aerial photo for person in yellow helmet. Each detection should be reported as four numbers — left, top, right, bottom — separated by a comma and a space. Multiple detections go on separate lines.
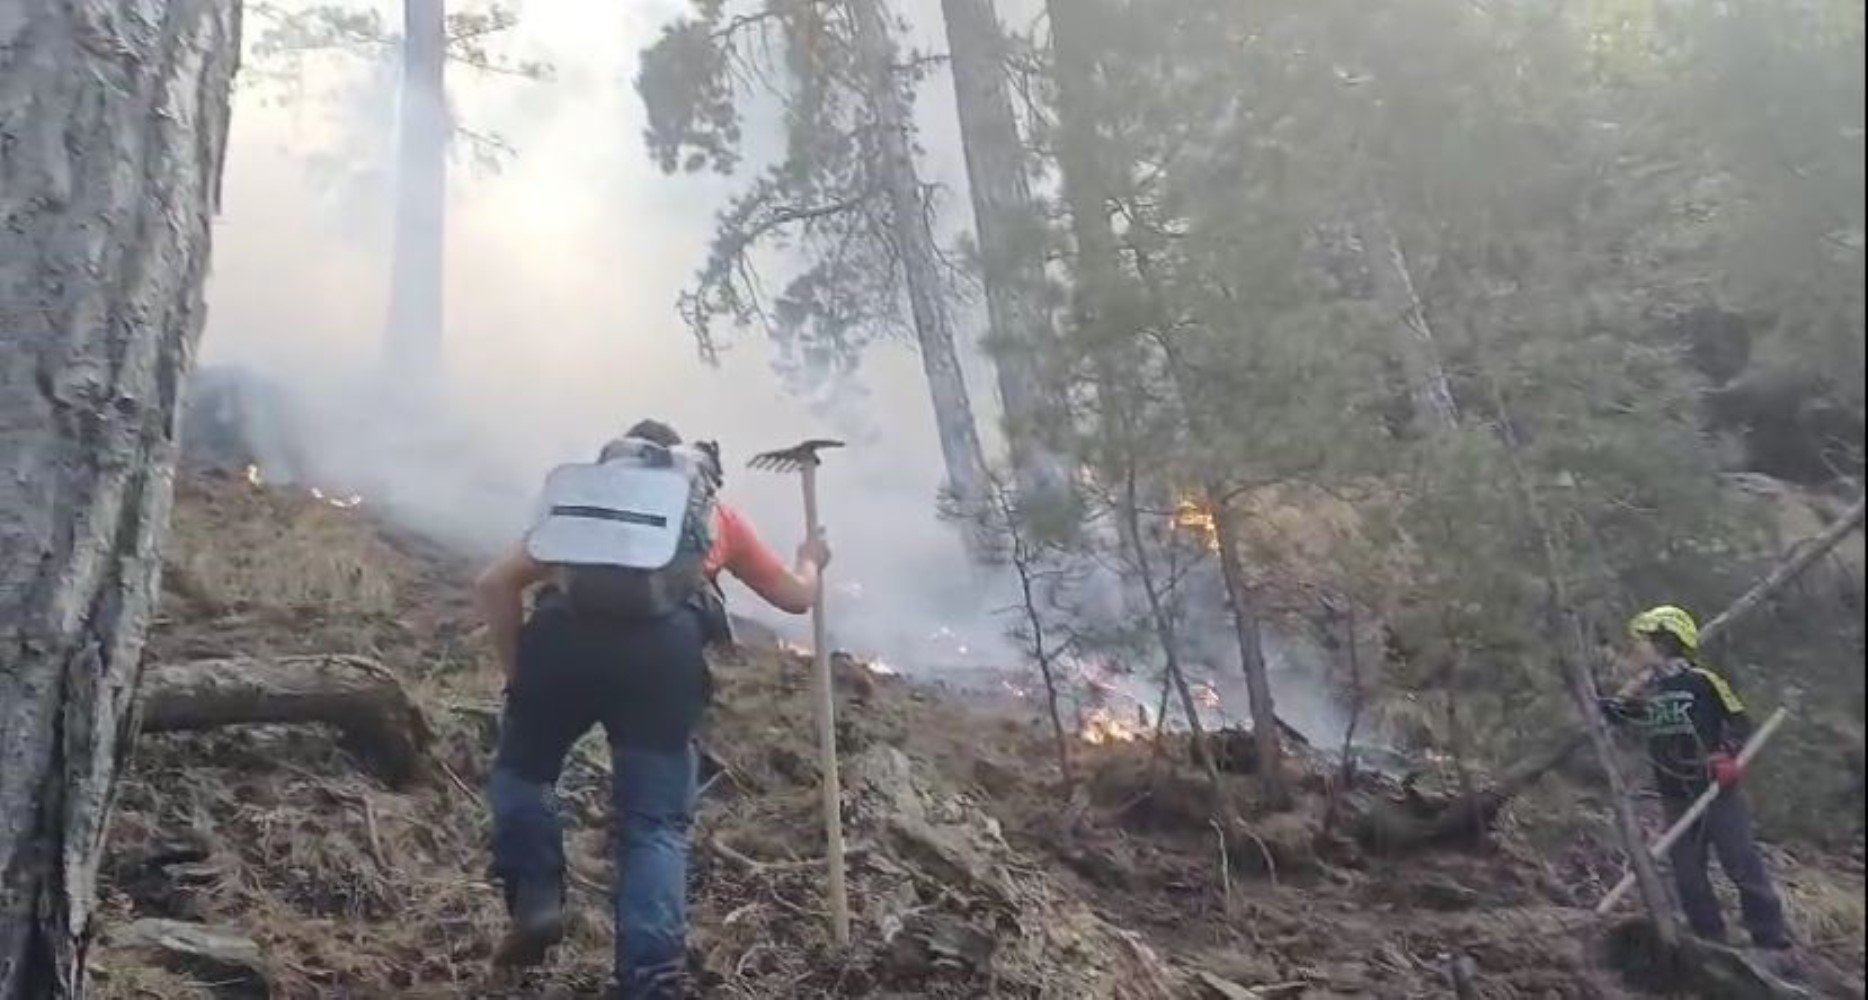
1600, 605, 1791, 950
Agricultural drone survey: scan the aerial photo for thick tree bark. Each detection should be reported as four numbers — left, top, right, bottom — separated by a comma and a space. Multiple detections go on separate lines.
0, 2, 242, 994
140, 655, 432, 787
1354, 200, 1460, 433
383, 0, 448, 387
850, 0, 989, 520
940, 0, 1069, 511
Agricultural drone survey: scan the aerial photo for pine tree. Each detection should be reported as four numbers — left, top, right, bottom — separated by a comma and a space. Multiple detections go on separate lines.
638, 0, 992, 523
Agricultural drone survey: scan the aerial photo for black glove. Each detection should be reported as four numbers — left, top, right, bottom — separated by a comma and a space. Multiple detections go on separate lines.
692, 583, 734, 647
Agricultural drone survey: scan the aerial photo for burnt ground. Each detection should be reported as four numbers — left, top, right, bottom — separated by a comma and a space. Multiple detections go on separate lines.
89, 472, 1865, 998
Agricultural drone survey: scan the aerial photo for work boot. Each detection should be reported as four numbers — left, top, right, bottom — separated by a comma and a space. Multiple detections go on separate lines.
493, 881, 565, 968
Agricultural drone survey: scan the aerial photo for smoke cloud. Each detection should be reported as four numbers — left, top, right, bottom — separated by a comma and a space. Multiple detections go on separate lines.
200, 0, 1350, 748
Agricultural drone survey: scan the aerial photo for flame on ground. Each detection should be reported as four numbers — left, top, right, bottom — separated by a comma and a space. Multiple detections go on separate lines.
1192, 682, 1222, 711
242, 465, 363, 509
309, 486, 364, 510
1173, 498, 1220, 552
1079, 707, 1146, 745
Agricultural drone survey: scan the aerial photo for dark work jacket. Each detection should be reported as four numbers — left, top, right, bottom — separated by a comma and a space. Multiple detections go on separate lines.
1605, 658, 1755, 800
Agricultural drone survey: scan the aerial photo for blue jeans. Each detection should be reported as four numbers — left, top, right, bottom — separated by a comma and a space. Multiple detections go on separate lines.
489, 600, 707, 997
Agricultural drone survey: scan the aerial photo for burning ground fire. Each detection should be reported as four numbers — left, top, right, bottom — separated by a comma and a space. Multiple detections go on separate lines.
309, 486, 364, 509
244, 465, 364, 510
778, 639, 901, 677
1078, 707, 1146, 744
998, 655, 1227, 745
763, 608, 1236, 748
1173, 498, 1221, 552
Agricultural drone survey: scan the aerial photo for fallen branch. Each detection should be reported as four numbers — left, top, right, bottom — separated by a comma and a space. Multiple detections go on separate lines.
138, 654, 431, 787
1700, 495, 1865, 639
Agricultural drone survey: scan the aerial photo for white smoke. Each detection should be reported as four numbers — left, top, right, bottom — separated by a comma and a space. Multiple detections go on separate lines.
200, 0, 1351, 747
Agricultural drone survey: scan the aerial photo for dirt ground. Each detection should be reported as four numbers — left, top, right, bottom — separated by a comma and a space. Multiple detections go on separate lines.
89, 472, 1866, 998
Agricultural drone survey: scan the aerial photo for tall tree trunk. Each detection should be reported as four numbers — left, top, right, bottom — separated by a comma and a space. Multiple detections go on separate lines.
1043, 0, 1133, 470
383, 0, 448, 389
1043, 0, 1119, 339
1125, 239, 1291, 808
1485, 373, 1679, 945
0, 3, 242, 994
1208, 495, 1289, 806
940, 0, 1069, 513
1001, 492, 1074, 785
1355, 200, 1459, 433
1117, 464, 1219, 790
850, 0, 989, 521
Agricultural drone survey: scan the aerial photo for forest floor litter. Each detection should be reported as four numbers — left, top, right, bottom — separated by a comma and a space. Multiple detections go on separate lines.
90, 472, 1865, 999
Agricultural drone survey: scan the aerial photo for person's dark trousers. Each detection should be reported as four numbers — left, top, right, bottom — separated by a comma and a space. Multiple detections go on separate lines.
1662, 789, 1792, 949
489, 597, 708, 998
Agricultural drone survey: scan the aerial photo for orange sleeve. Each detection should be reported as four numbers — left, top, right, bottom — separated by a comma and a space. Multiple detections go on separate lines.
709, 504, 799, 610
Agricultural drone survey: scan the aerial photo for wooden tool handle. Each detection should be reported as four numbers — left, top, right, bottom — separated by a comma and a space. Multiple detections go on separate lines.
1594, 707, 1790, 915
801, 464, 850, 946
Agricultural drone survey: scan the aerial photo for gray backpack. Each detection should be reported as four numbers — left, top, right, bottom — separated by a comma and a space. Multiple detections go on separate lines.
525, 438, 719, 620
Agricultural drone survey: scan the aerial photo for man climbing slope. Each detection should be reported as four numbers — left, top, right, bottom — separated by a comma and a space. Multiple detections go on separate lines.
1601, 604, 1791, 952
472, 419, 829, 999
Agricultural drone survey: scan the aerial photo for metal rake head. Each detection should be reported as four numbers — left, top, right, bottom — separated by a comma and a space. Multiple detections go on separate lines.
748, 438, 845, 473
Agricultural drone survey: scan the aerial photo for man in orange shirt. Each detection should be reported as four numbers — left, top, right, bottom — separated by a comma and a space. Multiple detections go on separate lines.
473, 419, 828, 999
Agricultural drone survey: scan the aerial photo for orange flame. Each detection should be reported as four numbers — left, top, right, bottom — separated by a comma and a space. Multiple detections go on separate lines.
1173, 498, 1220, 552
1079, 707, 1146, 745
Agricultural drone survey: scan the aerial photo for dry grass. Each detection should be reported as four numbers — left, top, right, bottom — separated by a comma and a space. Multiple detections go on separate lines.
88, 959, 207, 999
1772, 850, 1867, 960
165, 474, 401, 617
98, 472, 1868, 999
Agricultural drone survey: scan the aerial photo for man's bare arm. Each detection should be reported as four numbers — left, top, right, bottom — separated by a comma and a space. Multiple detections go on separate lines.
474, 544, 550, 681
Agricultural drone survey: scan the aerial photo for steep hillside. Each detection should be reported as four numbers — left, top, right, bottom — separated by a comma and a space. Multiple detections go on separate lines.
89, 472, 1864, 998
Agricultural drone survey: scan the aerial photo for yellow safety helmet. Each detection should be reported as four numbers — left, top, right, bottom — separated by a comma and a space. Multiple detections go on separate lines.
1627, 604, 1699, 653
